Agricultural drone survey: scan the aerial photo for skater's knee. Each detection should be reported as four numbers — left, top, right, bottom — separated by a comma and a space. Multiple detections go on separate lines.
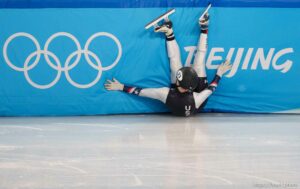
197, 43, 207, 52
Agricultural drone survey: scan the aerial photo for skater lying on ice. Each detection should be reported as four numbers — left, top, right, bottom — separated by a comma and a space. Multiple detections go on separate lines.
105, 11, 232, 117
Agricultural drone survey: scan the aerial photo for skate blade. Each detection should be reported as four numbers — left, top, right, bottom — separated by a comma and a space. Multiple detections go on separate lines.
199, 3, 211, 21
145, 9, 175, 30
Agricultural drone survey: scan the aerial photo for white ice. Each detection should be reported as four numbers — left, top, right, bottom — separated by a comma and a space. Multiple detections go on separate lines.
0, 113, 299, 189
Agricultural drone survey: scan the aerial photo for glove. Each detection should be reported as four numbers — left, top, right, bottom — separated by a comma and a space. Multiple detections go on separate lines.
104, 78, 124, 91
217, 60, 232, 77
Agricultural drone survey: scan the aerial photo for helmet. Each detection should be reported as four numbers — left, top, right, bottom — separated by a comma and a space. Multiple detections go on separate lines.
176, 67, 198, 91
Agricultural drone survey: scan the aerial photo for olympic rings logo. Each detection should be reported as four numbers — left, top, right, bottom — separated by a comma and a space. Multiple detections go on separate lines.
3, 32, 122, 89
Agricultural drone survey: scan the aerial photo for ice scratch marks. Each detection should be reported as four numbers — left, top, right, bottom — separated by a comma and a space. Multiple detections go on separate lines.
131, 174, 143, 186
0, 126, 43, 131
0, 145, 23, 151
182, 165, 280, 185
53, 162, 88, 174
148, 166, 233, 185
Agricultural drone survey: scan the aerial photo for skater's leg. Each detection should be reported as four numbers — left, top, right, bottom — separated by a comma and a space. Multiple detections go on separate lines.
193, 13, 209, 78
167, 39, 182, 84
139, 87, 170, 103
193, 33, 208, 77
155, 21, 183, 84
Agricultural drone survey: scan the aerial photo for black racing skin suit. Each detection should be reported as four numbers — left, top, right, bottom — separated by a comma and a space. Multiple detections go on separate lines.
166, 77, 209, 116
123, 76, 220, 117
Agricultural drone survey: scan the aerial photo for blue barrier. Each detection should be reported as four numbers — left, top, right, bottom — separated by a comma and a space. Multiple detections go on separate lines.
0, 0, 300, 116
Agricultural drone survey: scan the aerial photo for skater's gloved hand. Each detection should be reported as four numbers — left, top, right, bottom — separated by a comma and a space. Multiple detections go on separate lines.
217, 60, 232, 77
105, 78, 124, 91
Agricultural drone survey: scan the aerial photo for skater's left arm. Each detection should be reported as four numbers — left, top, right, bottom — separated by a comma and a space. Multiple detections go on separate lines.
105, 78, 170, 103
104, 78, 143, 96
193, 60, 232, 109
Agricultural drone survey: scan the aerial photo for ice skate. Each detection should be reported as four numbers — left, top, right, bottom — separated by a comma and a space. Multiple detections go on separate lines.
154, 20, 173, 36
199, 12, 209, 30
199, 3, 211, 21
145, 9, 175, 30
199, 3, 211, 30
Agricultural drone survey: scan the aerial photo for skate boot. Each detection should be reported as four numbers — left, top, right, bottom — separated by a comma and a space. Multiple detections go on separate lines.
199, 13, 209, 31
154, 20, 174, 40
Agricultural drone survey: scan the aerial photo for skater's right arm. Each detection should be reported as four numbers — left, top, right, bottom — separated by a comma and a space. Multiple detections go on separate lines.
193, 60, 232, 108
105, 78, 170, 103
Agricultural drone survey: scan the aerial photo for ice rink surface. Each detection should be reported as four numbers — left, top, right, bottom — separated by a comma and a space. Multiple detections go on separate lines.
0, 113, 299, 189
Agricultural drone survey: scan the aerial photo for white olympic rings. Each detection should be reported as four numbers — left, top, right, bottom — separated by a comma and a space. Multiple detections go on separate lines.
3, 32, 122, 89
